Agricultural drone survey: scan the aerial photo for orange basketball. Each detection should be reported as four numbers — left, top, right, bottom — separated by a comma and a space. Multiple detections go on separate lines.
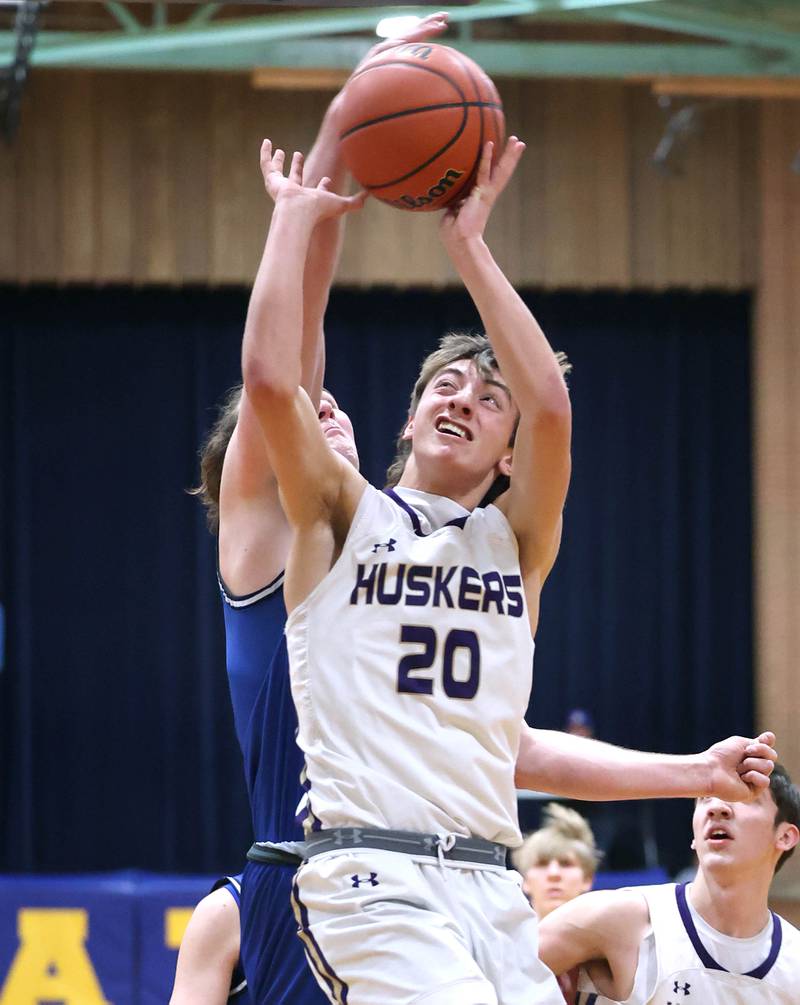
338, 42, 505, 212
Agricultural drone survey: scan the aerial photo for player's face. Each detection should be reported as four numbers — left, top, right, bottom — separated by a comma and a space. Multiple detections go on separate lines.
523, 854, 592, 919
318, 392, 359, 470
404, 358, 516, 489
692, 789, 788, 876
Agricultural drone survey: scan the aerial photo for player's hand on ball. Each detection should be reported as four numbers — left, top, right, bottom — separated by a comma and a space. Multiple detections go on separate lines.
259, 139, 367, 219
704, 731, 777, 802
327, 11, 450, 145
439, 136, 525, 246
354, 11, 449, 74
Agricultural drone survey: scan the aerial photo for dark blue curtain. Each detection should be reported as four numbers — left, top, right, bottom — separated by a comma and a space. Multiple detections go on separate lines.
0, 286, 751, 875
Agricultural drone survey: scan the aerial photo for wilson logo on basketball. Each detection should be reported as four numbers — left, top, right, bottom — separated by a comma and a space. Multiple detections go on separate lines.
394, 43, 433, 61
389, 169, 465, 210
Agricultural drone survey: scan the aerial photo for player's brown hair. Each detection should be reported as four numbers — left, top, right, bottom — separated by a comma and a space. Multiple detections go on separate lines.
384, 331, 570, 500
771, 763, 800, 873
188, 384, 243, 534
512, 803, 601, 879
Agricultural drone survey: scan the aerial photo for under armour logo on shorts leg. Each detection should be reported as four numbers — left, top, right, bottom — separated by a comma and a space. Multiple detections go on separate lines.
351, 872, 379, 888
672, 981, 691, 995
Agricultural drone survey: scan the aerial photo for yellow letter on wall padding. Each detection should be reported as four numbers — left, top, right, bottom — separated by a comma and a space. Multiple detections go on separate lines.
0, 909, 110, 1004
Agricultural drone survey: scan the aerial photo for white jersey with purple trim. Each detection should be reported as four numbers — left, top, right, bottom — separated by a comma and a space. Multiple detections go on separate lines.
574, 883, 800, 1005
286, 484, 533, 847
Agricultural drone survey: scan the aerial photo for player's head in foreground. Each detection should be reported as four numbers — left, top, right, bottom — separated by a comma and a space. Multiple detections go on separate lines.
513, 803, 600, 918
192, 384, 359, 532
385, 331, 570, 504
691, 761, 800, 881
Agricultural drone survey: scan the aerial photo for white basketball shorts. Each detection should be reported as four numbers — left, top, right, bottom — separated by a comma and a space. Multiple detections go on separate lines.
290, 848, 564, 1005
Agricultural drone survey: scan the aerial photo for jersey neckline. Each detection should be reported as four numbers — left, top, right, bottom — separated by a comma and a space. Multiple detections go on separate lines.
384, 487, 469, 536
675, 882, 782, 979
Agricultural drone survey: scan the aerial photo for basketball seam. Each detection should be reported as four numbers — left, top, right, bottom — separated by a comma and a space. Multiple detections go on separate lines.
448, 49, 490, 207
339, 101, 502, 142
363, 107, 470, 190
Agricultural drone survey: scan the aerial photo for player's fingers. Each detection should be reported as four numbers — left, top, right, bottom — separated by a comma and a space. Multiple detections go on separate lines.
476, 141, 493, 189
343, 189, 369, 212
740, 769, 772, 790
271, 148, 285, 174
409, 12, 449, 39
493, 136, 525, 190
289, 151, 304, 184
737, 756, 775, 778
260, 138, 273, 165
754, 731, 776, 748
745, 740, 777, 762
318, 176, 333, 191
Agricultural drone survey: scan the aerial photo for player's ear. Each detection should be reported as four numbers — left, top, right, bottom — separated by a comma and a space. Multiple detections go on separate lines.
776, 823, 800, 855
690, 839, 696, 851
402, 415, 415, 442
497, 446, 513, 478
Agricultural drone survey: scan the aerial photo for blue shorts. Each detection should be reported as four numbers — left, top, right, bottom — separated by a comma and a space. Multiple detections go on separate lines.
240, 859, 329, 1005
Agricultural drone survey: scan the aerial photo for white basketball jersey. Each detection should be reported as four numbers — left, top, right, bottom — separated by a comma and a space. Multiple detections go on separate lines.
286, 485, 534, 847
575, 883, 800, 1005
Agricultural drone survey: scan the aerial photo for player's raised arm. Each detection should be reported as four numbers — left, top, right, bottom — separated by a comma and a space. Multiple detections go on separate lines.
301, 10, 449, 404
515, 726, 777, 802
439, 140, 571, 610
241, 143, 366, 533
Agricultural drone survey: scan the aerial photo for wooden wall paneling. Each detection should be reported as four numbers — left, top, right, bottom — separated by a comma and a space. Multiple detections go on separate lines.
96, 73, 134, 283
0, 96, 19, 280
754, 101, 800, 892
171, 75, 212, 284
209, 76, 253, 284
735, 101, 759, 288
131, 75, 177, 283
484, 79, 526, 289
59, 72, 97, 283
540, 82, 630, 288
541, 81, 588, 287
511, 80, 547, 286
590, 82, 632, 288
17, 74, 62, 283
691, 102, 748, 288
629, 87, 672, 289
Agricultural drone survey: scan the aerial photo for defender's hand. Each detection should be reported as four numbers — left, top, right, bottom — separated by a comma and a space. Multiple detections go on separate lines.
704, 731, 777, 802
260, 140, 367, 220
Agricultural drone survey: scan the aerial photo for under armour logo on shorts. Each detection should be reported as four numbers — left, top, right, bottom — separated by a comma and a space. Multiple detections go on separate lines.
351, 872, 379, 888
371, 538, 396, 553
672, 981, 691, 995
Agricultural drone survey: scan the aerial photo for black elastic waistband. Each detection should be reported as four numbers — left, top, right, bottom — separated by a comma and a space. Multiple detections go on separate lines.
304, 828, 509, 867
246, 843, 303, 867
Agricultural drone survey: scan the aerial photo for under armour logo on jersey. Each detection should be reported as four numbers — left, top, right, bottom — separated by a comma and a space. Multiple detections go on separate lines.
672, 981, 691, 995
371, 538, 396, 553
351, 872, 379, 888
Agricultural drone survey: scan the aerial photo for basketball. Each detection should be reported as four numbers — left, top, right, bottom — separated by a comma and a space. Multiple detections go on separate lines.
337, 42, 505, 212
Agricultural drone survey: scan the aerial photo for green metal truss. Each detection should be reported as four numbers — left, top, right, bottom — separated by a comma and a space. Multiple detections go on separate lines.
0, 0, 798, 76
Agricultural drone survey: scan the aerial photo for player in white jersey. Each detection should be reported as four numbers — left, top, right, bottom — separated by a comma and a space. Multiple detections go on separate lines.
244, 130, 575, 1005
241, 132, 779, 1005
538, 764, 800, 1004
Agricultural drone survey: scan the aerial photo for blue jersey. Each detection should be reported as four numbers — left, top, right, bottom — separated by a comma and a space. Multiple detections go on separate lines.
221, 571, 304, 842
210, 874, 249, 1003
220, 569, 328, 1005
